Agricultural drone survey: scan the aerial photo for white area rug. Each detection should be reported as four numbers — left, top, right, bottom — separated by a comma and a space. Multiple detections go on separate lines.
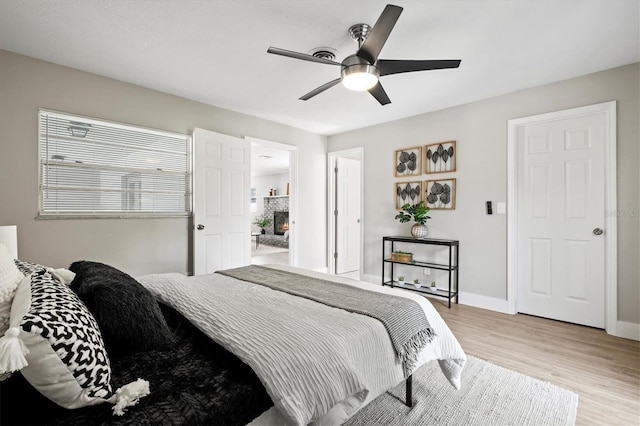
344, 355, 578, 426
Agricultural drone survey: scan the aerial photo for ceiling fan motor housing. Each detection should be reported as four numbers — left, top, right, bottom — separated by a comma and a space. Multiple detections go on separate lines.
341, 54, 379, 91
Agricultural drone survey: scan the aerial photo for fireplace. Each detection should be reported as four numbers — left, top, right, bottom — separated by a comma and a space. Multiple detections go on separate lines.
273, 211, 289, 235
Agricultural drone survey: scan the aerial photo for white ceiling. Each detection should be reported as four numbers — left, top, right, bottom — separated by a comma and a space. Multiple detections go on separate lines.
0, 1, 638, 137
251, 143, 290, 177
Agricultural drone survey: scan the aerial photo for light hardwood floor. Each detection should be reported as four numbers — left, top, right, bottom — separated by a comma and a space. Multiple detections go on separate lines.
250, 247, 289, 266
431, 300, 640, 425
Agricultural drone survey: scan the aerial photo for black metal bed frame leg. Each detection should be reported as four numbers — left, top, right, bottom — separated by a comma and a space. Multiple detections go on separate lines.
405, 374, 413, 407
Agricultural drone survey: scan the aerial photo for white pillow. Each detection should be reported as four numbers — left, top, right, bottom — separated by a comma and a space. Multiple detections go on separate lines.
0, 243, 23, 335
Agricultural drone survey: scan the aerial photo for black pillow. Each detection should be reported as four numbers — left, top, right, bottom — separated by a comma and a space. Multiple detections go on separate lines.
69, 260, 175, 356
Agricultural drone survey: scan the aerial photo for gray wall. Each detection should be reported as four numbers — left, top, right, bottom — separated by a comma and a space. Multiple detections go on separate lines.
328, 63, 639, 324
0, 50, 327, 276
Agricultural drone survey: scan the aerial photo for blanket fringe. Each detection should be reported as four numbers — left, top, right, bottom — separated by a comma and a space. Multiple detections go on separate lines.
400, 328, 436, 377
108, 378, 150, 416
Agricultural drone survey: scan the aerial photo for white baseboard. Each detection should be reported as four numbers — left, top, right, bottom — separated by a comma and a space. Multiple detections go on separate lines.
358, 273, 639, 341
361, 273, 379, 285
458, 294, 639, 341
364, 273, 511, 313
457, 291, 511, 314
611, 321, 640, 341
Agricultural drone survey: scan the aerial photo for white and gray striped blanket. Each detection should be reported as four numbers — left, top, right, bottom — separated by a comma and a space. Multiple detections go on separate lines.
217, 264, 435, 377
138, 266, 466, 426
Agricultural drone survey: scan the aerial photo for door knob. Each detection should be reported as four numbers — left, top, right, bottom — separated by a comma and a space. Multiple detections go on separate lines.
593, 228, 603, 236
197, 224, 205, 230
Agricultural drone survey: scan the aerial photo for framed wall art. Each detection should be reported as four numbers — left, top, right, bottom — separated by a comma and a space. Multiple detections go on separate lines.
394, 146, 421, 177
424, 178, 456, 210
425, 141, 456, 174
395, 181, 422, 210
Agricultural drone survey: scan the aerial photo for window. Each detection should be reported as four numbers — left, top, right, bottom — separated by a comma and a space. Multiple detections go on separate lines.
250, 188, 257, 212
38, 110, 191, 217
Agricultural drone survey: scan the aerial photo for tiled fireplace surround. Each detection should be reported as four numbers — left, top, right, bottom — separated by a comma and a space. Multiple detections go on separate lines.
259, 196, 289, 248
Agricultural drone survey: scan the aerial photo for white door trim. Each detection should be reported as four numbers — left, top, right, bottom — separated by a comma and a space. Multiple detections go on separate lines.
327, 147, 364, 276
507, 101, 617, 334
245, 136, 299, 267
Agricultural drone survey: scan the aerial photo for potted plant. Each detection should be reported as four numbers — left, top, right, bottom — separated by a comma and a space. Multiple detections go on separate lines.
413, 278, 422, 288
430, 281, 437, 292
394, 201, 431, 238
253, 214, 271, 234
397, 275, 405, 285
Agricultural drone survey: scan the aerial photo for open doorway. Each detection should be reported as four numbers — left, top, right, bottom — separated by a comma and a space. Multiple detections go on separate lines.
327, 147, 363, 280
248, 138, 297, 267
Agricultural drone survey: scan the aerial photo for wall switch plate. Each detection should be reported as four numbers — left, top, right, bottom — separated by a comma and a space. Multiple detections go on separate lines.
497, 202, 506, 214
423, 268, 431, 275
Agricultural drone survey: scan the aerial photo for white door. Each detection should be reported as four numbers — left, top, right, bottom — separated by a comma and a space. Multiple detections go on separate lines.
336, 157, 361, 274
193, 128, 250, 275
515, 109, 607, 328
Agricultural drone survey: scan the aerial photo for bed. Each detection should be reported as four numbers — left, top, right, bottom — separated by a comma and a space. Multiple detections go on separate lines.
0, 257, 466, 426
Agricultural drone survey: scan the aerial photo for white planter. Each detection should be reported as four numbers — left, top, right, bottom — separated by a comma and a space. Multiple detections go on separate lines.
411, 223, 429, 239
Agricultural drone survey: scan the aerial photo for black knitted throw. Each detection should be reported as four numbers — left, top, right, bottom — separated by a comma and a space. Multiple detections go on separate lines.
0, 304, 273, 426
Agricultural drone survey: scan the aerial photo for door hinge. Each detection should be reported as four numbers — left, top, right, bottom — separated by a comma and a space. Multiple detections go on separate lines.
333, 252, 338, 258
334, 210, 338, 216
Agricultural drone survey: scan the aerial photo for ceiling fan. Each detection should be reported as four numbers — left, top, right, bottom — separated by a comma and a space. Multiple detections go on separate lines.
267, 4, 461, 105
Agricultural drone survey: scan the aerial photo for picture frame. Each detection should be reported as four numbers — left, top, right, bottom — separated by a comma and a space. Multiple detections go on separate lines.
394, 146, 421, 177
424, 178, 456, 210
395, 181, 422, 210
424, 141, 456, 174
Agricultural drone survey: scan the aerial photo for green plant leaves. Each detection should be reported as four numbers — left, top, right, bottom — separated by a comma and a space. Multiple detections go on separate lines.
394, 200, 430, 225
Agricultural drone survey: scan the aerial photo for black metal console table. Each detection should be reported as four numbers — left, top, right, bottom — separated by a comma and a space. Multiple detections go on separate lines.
382, 236, 459, 308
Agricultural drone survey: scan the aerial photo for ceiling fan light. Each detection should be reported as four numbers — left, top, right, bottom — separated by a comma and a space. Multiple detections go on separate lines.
341, 64, 379, 91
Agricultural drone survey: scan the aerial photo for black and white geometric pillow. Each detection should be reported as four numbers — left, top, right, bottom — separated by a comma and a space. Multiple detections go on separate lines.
10, 269, 113, 407
13, 259, 46, 276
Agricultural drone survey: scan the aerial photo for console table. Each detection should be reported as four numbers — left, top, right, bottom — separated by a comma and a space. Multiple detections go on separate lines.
382, 236, 459, 308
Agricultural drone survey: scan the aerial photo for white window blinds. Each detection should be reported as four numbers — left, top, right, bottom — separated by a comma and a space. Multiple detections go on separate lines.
38, 110, 191, 217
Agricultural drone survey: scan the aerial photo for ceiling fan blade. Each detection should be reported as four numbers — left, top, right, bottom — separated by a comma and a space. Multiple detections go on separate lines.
378, 59, 461, 76
368, 81, 391, 105
357, 4, 403, 64
267, 47, 342, 66
299, 78, 342, 101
